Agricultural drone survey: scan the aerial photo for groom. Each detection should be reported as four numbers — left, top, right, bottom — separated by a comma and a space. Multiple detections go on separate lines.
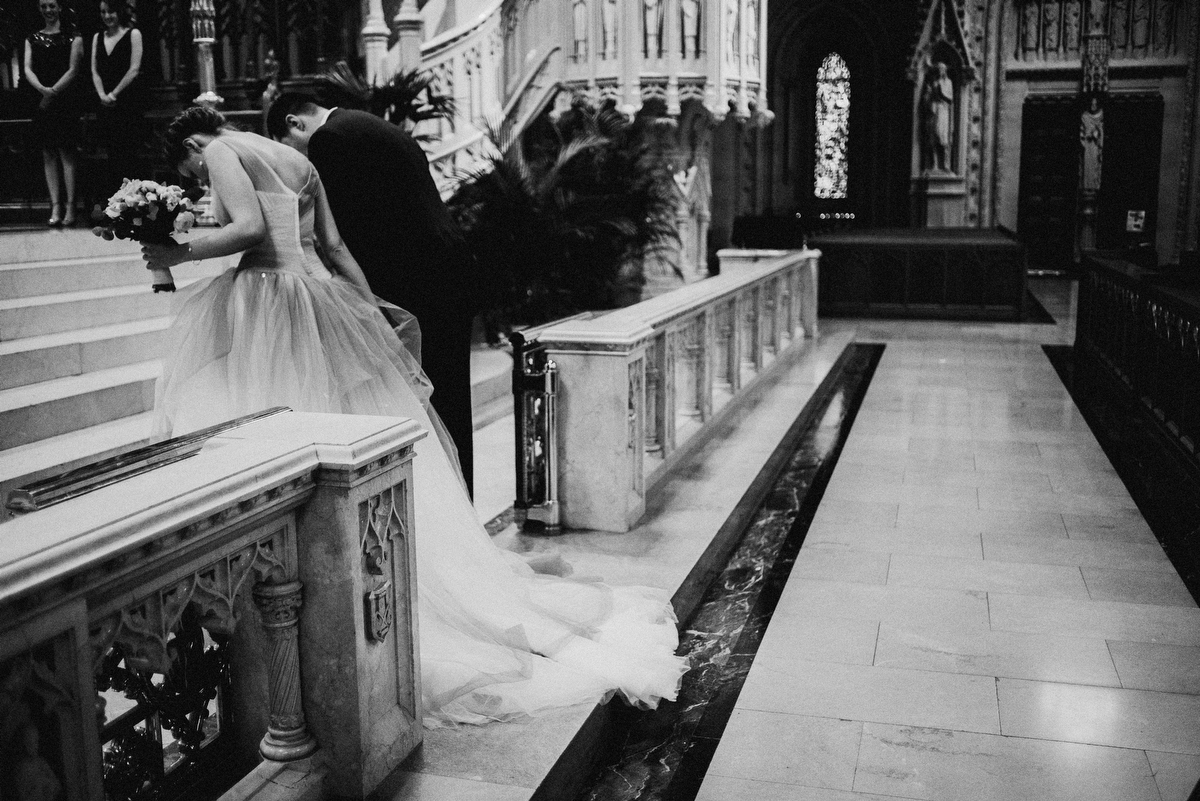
267, 93, 475, 495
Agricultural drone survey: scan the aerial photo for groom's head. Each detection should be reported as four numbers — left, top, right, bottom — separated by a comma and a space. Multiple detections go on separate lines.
267, 93, 329, 155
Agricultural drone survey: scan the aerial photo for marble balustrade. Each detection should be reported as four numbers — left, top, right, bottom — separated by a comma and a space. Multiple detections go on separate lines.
0, 411, 426, 801
535, 248, 819, 532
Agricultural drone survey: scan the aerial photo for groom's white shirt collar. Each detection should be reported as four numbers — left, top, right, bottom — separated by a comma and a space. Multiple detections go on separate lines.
319, 107, 337, 126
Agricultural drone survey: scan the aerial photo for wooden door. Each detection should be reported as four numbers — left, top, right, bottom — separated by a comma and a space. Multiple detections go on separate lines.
1018, 96, 1079, 272
1096, 94, 1163, 255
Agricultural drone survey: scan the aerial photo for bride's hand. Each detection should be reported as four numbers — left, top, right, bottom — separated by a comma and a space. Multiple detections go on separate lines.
142, 241, 185, 271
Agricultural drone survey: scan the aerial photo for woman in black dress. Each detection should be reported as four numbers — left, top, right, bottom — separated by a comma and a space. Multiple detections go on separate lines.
23, 0, 83, 226
90, 0, 143, 200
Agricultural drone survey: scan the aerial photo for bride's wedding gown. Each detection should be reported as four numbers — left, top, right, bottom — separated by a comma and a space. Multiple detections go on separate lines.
154, 132, 687, 727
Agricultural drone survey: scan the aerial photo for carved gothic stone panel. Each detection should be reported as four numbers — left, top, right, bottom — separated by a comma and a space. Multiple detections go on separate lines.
0, 635, 84, 801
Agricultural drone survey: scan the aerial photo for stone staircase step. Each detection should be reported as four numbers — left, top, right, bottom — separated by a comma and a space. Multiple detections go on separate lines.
0, 317, 171, 391
0, 228, 142, 265
0, 411, 154, 504
0, 359, 160, 450
0, 277, 210, 340
0, 253, 227, 299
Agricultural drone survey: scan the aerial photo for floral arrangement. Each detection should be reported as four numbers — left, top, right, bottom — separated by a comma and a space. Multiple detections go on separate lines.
92, 179, 205, 292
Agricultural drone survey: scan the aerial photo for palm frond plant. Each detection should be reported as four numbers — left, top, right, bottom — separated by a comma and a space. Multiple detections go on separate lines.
317, 62, 457, 136
448, 97, 681, 327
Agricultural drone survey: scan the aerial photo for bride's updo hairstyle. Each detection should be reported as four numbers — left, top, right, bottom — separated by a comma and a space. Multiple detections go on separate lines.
163, 105, 237, 167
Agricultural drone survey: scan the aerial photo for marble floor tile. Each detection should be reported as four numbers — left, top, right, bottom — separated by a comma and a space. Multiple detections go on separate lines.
703, 709, 862, 791
824, 481, 978, 509
1083, 566, 1198, 607
873, 624, 1121, 686
977, 486, 1141, 516
1147, 751, 1200, 801
981, 532, 1172, 571
853, 723, 1161, 801
774, 580, 992, 633
988, 592, 1200, 645
1108, 640, 1200, 694
903, 467, 1052, 490
1063, 513, 1159, 543
736, 658, 1000, 734
895, 506, 1067, 536
839, 450, 977, 472
791, 545, 891, 585
377, 772, 531, 801
1037, 442, 1112, 461
1046, 472, 1131, 495
822, 463, 906, 487
809, 499, 899, 528
696, 775, 912, 801
903, 438, 980, 458
404, 703, 592, 788
841, 433, 910, 452
804, 524, 984, 561
754, 612, 880, 666
886, 553, 1090, 599
997, 678, 1200, 753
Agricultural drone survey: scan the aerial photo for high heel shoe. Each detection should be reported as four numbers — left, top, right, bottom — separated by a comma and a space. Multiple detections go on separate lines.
47, 203, 64, 227
62, 206, 77, 227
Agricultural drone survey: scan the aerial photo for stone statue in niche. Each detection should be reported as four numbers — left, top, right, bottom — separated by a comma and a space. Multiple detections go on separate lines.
643, 0, 663, 57
1043, 0, 1061, 52
1080, 96, 1104, 192
573, 0, 588, 59
1111, 0, 1129, 47
1086, 0, 1107, 35
1064, 0, 1081, 50
681, 0, 700, 58
1153, 0, 1174, 53
921, 61, 955, 173
1023, 1, 1041, 53
1131, 0, 1150, 47
14, 724, 63, 801
725, 0, 739, 64
744, 0, 759, 64
1022, 0, 1041, 53
602, 0, 617, 59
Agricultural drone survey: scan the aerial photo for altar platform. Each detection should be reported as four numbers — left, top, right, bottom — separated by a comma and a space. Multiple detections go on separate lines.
811, 228, 1028, 322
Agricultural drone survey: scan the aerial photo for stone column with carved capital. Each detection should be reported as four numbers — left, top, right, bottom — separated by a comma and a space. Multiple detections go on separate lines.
362, 0, 392, 87
253, 580, 317, 762
393, 0, 425, 74
190, 0, 223, 106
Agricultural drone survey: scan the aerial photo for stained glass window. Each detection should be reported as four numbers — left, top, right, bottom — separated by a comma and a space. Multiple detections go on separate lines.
815, 53, 850, 200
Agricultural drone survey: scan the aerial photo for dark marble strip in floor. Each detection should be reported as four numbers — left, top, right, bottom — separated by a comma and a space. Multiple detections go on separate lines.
1044, 345, 1200, 605
573, 344, 885, 801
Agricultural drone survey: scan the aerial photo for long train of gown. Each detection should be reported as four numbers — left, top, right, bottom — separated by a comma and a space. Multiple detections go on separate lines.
153, 131, 687, 726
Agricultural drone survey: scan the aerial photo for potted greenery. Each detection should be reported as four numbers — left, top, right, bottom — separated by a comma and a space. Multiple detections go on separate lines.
448, 97, 680, 330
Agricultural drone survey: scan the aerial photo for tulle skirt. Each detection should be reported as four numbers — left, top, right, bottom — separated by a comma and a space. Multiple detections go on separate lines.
155, 266, 688, 727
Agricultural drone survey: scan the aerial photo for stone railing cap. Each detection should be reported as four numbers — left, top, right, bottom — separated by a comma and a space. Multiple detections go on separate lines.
204, 412, 426, 469
536, 249, 819, 350
0, 438, 317, 605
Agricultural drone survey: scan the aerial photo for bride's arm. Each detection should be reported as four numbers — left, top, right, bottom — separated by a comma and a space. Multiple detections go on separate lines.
312, 176, 375, 304
142, 139, 266, 269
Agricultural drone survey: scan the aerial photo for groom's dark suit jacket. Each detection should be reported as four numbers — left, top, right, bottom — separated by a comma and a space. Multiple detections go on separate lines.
308, 108, 475, 494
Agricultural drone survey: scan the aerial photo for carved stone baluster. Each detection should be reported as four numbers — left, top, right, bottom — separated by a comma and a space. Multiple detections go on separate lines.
742, 286, 761, 373
699, 311, 714, 420
675, 323, 698, 421
729, 297, 744, 392
253, 581, 317, 761
663, 330, 677, 453
644, 339, 662, 454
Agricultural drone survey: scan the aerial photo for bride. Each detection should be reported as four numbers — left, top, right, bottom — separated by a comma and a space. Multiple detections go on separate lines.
143, 107, 687, 728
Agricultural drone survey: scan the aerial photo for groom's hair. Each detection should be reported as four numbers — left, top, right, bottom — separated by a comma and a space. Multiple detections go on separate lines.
266, 93, 324, 141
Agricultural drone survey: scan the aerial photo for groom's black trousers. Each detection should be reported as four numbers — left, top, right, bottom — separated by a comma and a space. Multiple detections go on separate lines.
409, 303, 475, 499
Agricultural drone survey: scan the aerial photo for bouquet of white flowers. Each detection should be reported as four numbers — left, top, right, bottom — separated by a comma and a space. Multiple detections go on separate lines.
92, 179, 205, 292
